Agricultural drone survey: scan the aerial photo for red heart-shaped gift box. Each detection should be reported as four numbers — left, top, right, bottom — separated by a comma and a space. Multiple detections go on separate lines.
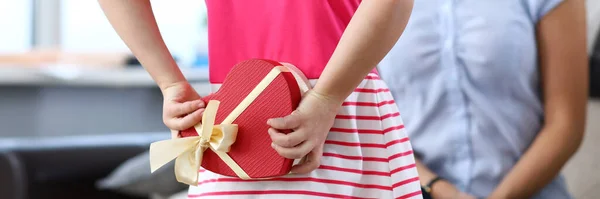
179, 59, 303, 178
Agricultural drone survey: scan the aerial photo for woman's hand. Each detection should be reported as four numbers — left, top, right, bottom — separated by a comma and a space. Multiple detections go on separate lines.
267, 90, 342, 174
161, 82, 205, 138
457, 192, 477, 199
416, 159, 476, 199
430, 180, 476, 199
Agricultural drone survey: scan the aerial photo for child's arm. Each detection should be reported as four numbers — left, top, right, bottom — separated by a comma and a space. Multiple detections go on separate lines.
313, 0, 414, 102
98, 0, 186, 90
268, 0, 414, 174
98, 0, 205, 132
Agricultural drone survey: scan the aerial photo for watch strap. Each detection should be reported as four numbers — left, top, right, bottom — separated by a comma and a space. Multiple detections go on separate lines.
422, 176, 444, 194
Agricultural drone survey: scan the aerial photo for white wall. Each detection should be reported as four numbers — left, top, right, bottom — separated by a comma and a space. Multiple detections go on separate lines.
0, 0, 33, 53
587, 0, 600, 51
60, 0, 207, 66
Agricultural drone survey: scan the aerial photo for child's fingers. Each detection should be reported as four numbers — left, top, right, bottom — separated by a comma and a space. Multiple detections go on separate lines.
290, 149, 322, 174
167, 100, 205, 116
268, 128, 306, 148
170, 129, 180, 139
267, 111, 302, 130
178, 108, 205, 128
166, 108, 205, 130
271, 140, 313, 159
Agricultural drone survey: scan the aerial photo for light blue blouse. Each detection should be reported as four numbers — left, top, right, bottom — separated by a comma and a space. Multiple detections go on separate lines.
378, 0, 571, 198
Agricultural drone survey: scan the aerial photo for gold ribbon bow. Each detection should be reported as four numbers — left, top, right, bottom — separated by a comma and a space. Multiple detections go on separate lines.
149, 65, 312, 186
149, 100, 249, 185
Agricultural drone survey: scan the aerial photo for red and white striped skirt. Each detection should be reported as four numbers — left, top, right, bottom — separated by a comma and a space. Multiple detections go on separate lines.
188, 74, 422, 199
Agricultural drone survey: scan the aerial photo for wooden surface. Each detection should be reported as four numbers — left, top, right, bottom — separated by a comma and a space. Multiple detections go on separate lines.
0, 65, 209, 88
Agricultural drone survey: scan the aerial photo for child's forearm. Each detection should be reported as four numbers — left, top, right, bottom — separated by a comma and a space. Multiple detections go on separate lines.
313, 0, 413, 102
98, 0, 186, 91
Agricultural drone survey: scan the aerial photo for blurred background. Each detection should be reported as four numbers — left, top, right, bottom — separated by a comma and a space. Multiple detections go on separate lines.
0, 0, 598, 199
0, 0, 210, 137
0, 1, 209, 198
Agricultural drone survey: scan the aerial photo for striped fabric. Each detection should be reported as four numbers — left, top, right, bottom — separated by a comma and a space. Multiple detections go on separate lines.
188, 74, 422, 199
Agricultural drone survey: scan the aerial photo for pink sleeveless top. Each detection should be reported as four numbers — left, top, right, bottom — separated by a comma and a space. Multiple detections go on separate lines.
206, 0, 364, 83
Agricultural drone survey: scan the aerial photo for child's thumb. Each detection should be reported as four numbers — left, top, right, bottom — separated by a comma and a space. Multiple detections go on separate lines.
267, 111, 302, 129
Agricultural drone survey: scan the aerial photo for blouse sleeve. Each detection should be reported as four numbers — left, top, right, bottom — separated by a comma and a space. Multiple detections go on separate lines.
526, 0, 565, 22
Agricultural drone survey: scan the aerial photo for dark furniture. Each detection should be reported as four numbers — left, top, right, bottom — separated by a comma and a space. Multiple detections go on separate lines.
0, 133, 168, 199
591, 23, 600, 98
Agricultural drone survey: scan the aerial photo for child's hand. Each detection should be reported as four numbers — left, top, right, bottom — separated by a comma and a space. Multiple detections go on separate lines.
267, 90, 342, 174
161, 82, 205, 138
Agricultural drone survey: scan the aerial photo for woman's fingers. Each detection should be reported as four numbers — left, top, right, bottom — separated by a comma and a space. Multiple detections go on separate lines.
268, 128, 307, 148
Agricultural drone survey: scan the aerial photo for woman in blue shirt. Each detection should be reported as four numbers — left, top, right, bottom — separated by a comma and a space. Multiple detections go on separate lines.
378, 0, 587, 198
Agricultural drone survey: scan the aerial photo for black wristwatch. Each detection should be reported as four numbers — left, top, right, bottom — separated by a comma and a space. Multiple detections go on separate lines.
421, 176, 444, 199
